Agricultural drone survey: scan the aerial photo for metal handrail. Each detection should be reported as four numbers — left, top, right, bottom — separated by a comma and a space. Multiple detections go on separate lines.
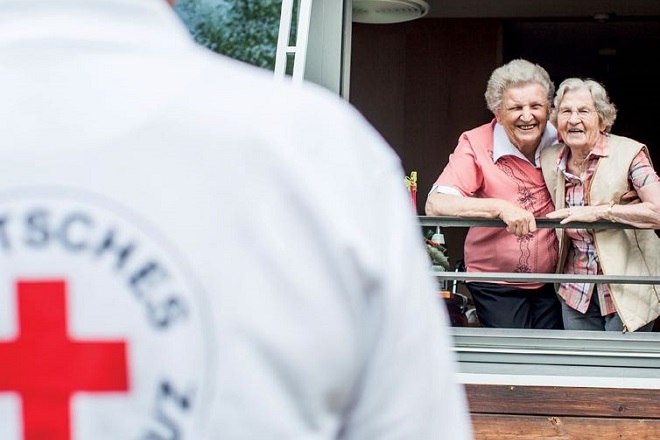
419, 215, 647, 230
432, 272, 660, 284
420, 215, 659, 285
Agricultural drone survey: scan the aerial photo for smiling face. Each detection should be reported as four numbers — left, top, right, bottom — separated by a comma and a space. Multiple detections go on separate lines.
556, 88, 606, 152
494, 83, 550, 158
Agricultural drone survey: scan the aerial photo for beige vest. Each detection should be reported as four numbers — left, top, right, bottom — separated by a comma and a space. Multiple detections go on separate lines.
540, 134, 660, 332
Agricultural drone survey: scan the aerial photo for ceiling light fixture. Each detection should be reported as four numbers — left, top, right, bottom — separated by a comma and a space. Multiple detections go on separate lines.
353, 0, 430, 24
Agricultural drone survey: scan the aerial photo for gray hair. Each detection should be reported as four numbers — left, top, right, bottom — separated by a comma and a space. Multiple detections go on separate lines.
484, 59, 555, 114
550, 78, 617, 132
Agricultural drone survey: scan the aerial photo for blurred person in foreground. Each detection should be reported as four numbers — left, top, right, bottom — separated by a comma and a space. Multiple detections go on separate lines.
541, 78, 660, 332
425, 59, 563, 330
0, 0, 473, 439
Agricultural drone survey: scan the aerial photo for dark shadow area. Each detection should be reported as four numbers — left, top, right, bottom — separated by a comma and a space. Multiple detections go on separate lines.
503, 17, 660, 165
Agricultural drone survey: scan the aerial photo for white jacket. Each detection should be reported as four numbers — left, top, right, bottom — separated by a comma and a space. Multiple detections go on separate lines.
0, 0, 472, 439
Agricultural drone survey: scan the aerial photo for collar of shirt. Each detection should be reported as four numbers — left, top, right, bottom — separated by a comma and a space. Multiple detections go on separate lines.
492, 122, 558, 168
0, 0, 194, 52
557, 132, 610, 176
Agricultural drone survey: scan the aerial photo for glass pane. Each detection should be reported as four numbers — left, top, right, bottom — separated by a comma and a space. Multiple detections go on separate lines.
285, 53, 295, 76
288, 0, 299, 47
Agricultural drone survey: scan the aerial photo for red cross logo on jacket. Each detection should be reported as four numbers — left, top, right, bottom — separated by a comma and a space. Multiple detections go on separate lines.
0, 280, 130, 440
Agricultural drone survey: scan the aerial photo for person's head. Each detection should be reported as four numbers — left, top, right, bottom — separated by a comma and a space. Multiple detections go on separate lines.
485, 59, 554, 113
550, 78, 616, 151
550, 78, 617, 131
484, 59, 555, 153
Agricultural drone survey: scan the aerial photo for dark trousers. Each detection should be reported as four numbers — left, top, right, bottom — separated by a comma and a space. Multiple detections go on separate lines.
466, 282, 563, 329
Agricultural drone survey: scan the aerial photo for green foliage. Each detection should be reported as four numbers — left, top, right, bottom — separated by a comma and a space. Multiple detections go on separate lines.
175, 0, 287, 70
427, 244, 450, 271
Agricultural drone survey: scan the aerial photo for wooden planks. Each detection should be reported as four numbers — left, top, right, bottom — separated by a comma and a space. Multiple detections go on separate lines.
465, 384, 660, 418
465, 384, 660, 439
471, 414, 660, 439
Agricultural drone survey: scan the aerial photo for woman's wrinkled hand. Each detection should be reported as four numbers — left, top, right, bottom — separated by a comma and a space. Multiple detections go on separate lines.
500, 205, 536, 236
546, 205, 603, 224
620, 190, 641, 205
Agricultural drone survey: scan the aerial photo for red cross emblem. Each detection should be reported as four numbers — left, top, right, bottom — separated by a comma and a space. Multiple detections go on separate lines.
0, 280, 130, 440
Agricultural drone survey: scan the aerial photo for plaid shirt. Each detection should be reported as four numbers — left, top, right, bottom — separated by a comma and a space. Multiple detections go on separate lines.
557, 133, 660, 315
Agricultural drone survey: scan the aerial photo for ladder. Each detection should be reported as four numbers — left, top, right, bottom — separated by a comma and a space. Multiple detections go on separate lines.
274, 0, 313, 84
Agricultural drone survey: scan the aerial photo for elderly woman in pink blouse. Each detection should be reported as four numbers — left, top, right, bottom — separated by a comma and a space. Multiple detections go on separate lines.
426, 59, 563, 330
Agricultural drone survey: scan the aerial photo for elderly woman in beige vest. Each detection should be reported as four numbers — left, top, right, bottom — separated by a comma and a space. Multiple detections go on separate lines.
540, 78, 660, 332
